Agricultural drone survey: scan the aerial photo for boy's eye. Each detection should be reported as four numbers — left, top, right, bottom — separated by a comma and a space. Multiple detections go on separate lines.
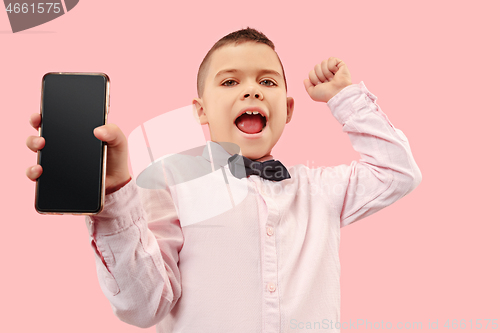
260, 79, 276, 86
222, 80, 237, 86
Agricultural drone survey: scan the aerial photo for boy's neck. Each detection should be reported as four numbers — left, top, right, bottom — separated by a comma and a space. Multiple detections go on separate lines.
254, 154, 274, 162
210, 141, 274, 162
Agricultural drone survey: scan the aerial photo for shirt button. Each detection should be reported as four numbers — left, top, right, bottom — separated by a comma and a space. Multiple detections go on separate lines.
266, 226, 274, 236
267, 282, 276, 292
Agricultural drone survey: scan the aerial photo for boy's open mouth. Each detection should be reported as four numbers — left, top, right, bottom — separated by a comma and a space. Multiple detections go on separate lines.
234, 111, 267, 134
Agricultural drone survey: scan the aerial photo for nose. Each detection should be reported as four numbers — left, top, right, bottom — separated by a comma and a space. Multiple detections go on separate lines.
242, 84, 263, 101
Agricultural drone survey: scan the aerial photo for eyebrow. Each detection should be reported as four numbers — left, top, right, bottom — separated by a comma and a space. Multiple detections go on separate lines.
214, 69, 282, 79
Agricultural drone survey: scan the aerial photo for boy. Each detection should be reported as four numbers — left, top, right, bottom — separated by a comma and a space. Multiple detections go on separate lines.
26, 28, 422, 332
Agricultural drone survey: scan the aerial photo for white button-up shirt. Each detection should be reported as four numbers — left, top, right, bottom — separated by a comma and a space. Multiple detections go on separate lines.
85, 81, 422, 332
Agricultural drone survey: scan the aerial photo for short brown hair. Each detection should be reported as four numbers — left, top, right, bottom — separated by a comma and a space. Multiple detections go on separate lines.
196, 27, 287, 97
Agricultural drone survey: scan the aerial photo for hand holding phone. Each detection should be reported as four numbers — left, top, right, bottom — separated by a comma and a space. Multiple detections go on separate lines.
26, 73, 131, 215
26, 117, 131, 189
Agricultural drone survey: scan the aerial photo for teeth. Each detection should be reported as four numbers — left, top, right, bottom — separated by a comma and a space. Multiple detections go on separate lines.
244, 111, 265, 118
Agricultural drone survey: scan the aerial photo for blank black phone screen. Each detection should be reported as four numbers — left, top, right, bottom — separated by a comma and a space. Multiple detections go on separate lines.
36, 73, 108, 214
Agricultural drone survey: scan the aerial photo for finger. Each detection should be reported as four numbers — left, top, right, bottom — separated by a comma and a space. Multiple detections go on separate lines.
26, 164, 43, 181
303, 78, 314, 95
327, 57, 343, 74
26, 135, 45, 153
314, 63, 327, 83
93, 123, 127, 150
308, 69, 320, 86
29, 113, 41, 130
322, 59, 335, 81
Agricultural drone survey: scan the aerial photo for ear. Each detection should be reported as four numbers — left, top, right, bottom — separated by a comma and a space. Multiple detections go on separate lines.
192, 97, 208, 125
285, 97, 294, 124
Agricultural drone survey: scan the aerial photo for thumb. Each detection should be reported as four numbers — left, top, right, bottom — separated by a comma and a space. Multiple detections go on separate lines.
303, 78, 314, 95
93, 124, 127, 149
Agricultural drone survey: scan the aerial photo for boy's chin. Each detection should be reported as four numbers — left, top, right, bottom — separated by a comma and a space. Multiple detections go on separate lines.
239, 145, 271, 160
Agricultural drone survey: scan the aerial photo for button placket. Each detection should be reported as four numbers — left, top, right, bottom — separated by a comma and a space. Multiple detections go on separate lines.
259, 187, 281, 333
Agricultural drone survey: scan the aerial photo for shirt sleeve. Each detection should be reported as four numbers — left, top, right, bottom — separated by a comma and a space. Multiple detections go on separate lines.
322, 81, 422, 228
84, 173, 183, 328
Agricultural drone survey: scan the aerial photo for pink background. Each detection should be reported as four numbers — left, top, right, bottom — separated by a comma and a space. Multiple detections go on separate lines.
2, 0, 499, 331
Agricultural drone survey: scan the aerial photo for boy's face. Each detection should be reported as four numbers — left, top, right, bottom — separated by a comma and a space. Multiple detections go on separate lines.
193, 42, 294, 160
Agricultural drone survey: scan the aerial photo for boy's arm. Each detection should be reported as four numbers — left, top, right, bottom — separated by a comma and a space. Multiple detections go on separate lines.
325, 81, 422, 227
304, 57, 422, 228
85, 177, 183, 328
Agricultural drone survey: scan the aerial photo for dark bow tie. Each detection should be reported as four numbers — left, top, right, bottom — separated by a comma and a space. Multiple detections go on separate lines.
227, 154, 291, 181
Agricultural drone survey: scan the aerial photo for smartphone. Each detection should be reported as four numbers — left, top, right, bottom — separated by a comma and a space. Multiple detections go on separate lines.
35, 72, 110, 215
